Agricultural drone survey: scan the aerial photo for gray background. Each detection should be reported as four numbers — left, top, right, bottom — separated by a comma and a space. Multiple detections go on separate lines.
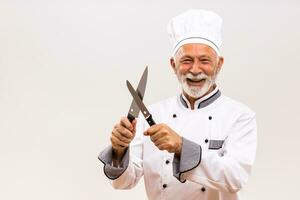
1, 0, 299, 199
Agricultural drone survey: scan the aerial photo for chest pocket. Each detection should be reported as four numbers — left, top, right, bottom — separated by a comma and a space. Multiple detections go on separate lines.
206, 115, 229, 150
208, 140, 224, 150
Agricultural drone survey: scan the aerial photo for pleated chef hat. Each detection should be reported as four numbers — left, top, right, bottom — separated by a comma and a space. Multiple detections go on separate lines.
167, 9, 223, 56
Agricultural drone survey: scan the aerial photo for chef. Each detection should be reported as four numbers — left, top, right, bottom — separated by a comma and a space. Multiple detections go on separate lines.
98, 9, 257, 200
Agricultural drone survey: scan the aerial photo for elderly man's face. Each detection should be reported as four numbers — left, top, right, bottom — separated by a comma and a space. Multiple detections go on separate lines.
170, 43, 224, 99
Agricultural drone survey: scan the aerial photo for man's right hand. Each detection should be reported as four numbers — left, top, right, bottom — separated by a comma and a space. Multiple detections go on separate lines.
111, 117, 137, 163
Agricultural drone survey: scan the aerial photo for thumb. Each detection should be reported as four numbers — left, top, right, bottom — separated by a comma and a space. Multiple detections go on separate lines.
131, 119, 137, 132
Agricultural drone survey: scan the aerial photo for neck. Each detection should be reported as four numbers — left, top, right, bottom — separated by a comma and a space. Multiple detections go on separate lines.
183, 85, 216, 110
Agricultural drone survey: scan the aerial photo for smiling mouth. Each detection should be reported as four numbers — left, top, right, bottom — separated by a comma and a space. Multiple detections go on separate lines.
186, 78, 206, 87
187, 78, 206, 83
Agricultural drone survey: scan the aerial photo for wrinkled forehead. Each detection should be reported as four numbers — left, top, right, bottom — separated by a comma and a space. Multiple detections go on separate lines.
175, 43, 218, 59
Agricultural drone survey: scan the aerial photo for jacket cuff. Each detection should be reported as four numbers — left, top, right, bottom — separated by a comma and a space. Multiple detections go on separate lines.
173, 137, 202, 182
98, 145, 130, 180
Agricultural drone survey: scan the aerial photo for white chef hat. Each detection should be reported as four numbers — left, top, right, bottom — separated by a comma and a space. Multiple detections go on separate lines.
167, 9, 223, 56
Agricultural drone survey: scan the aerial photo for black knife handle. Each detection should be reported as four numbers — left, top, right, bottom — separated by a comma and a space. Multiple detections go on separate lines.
146, 114, 156, 126
127, 113, 135, 123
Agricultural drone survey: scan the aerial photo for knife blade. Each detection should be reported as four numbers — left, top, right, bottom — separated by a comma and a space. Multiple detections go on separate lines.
127, 66, 148, 122
126, 80, 156, 126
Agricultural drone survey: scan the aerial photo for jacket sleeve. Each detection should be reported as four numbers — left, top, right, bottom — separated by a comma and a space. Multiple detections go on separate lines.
98, 145, 130, 180
173, 111, 257, 193
98, 116, 145, 189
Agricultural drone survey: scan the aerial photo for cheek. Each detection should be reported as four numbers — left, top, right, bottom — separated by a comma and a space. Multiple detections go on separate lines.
177, 65, 191, 75
202, 65, 216, 76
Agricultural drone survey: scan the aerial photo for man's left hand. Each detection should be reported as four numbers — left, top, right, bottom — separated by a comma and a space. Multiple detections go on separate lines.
144, 124, 182, 156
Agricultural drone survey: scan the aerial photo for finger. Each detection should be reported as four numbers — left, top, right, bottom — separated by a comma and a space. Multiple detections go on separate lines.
111, 134, 129, 147
115, 125, 134, 139
157, 143, 170, 151
120, 117, 134, 132
112, 129, 131, 144
131, 119, 137, 132
112, 142, 126, 151
150, 129, 167, 142
153, 136, 168, 146
110, 135, 126, 150
144, 124, 162, 136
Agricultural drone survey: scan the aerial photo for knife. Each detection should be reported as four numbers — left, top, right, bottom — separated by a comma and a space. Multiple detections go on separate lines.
127, 67, 148, 122
126, 80, 156, 126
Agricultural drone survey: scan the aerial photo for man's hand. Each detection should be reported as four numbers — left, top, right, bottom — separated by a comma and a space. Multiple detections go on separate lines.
111, 117, 137, 162
144, 123, 182, 155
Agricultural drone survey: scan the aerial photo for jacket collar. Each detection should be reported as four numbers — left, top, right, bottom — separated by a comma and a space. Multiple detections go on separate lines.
179, 85, 221, 109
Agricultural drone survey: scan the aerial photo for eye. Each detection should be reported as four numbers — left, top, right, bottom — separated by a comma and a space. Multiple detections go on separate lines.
181, 59, 193, 64
200, 59, 210, 64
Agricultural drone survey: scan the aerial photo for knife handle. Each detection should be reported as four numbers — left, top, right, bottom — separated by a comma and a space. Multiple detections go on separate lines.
146, 114, 156, 126
127, 113, 135, 123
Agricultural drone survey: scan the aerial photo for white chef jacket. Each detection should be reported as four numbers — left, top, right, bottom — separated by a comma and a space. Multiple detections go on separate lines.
99, 87, 257, 200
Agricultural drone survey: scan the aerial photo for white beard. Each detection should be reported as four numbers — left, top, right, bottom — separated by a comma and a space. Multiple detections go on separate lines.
177, 72, 217, 99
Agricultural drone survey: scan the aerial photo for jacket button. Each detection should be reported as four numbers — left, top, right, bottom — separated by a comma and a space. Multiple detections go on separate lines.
165, 160, 170, 164
201, 187, 206, 192
173, 114, 177, 118
208, 116, 212, 120
205, 139, 208, 143
163, 184, 167, 188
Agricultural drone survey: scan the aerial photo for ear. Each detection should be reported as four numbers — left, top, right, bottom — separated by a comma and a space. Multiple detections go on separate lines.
216, 56, 224, 73
170, 57, 177, 73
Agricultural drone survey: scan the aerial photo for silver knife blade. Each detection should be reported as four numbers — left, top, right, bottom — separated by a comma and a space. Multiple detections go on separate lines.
126, 80, 151, 119
127, 66, 148, 121
127, 80, 156, 126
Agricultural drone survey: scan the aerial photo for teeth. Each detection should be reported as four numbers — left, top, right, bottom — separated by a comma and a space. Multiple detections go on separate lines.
188, 78, 204, 82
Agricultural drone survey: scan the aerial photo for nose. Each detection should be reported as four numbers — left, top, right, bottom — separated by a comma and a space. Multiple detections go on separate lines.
189, 61, 202, 75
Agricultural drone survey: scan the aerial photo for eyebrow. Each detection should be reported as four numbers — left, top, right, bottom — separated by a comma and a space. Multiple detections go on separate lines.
180, 55, 212, 60
199, 56, 212, 60
180, 55, 193, 60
